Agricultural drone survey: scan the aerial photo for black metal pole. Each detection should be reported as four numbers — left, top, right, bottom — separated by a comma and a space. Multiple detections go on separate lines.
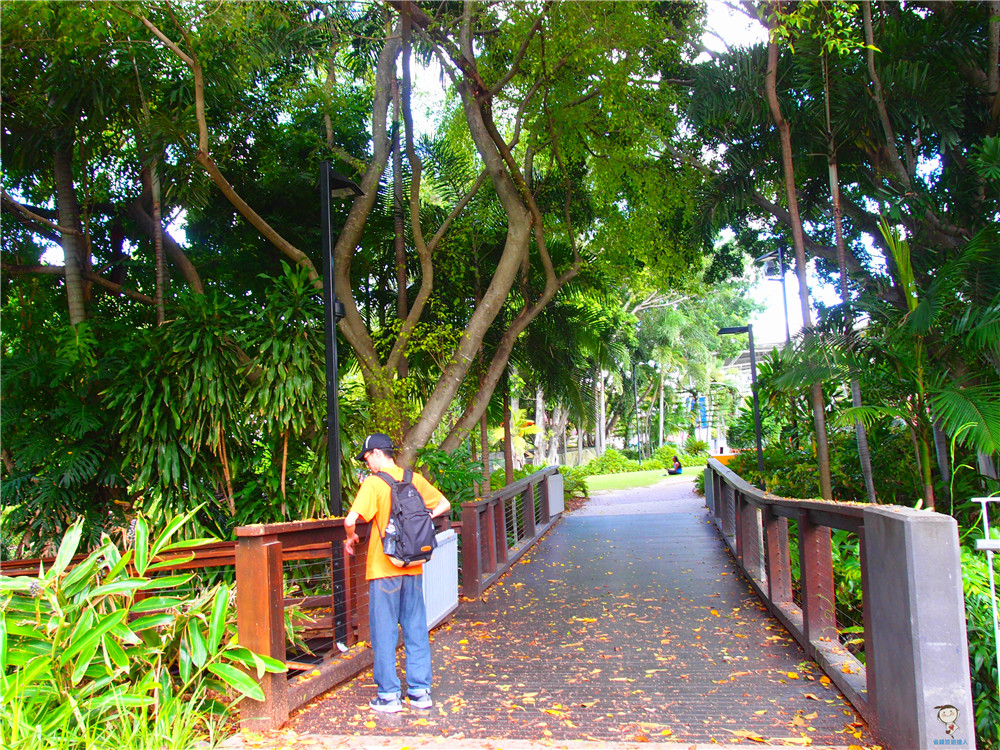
632, 361, 642, 465
747, 324, 765, 478
778, 244, 791, 344
320, 162, 343, 516
320, 162, 347, 649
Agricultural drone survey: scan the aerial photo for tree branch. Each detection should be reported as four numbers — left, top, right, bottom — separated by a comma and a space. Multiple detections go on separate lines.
2, 262, 155, 305
2, 190, 80, 236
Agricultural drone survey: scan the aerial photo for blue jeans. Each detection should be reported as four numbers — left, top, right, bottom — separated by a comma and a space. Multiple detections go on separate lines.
368, 575, 432, 699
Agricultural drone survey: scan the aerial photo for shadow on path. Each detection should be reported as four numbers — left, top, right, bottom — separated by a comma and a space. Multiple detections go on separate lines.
260, 477, 873, 748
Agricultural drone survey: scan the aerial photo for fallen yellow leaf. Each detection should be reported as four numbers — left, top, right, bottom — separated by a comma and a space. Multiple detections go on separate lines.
727, 729, 767, 742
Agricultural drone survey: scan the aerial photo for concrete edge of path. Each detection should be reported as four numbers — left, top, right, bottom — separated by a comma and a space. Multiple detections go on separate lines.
220, 734, 875, 750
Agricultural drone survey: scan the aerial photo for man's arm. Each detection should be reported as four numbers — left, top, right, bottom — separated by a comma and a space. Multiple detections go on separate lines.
343, 510, 361, 556
429, 497, 450, 519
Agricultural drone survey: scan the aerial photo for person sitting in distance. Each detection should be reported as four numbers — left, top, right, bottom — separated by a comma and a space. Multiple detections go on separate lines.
667, 455, 682, 475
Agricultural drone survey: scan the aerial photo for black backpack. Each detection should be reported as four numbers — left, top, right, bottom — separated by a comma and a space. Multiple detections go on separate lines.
375, 470, 437, 567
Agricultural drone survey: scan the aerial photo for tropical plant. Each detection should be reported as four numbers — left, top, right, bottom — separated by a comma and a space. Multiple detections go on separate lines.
962, 545, 1000, 749
416, 445, 482, 516
0, 512, 285, 750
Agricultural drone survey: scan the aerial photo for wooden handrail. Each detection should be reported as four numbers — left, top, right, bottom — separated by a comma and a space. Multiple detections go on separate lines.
704, 458, 975, 749
460, 466, 561, 599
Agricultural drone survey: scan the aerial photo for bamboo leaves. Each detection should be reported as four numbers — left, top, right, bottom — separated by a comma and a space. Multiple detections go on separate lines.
0, 514, 285, 745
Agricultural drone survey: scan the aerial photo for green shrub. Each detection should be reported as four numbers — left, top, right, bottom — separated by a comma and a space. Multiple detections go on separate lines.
560, 466, 590, 504
576, 448, 641, 476
683, 436, 710, 455
488, 465, 536, 492
693, 471, 706, 495
416, 445, 482, 516
0, 512, 284, 750
962, 545, 1000, 749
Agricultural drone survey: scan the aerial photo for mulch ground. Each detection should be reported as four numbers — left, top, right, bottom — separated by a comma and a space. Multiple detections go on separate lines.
273, 480, 876, 747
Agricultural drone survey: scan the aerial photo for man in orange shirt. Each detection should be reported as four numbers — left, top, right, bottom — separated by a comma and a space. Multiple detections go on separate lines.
344, 433, 451, 713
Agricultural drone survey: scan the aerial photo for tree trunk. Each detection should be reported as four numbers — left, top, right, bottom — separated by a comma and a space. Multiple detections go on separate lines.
658, 374, 665, 449
932, 420, 951, 485
823, 51, 876, 503
533, 385, 546, 466
480, 409, 490, 493
150, 158, 166, 325
126, 194, 204, 294
597, 364, 607, 455
392, 76, 409, 380
764, 25, 833, 500
53, 138, 87, 326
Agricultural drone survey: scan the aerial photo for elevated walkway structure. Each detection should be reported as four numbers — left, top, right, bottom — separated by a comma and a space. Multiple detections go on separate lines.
279, 477, 876, 746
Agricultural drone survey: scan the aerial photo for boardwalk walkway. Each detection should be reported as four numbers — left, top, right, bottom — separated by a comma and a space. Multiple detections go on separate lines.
236, 477, 874, 748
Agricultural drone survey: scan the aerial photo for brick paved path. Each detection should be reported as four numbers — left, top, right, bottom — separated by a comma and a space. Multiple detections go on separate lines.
283, 477, 873, 746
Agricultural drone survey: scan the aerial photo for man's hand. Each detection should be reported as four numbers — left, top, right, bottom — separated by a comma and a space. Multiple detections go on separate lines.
344, 532, 360, 556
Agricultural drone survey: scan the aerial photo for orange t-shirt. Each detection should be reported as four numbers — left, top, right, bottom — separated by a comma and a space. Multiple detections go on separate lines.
349, 465, 445, 580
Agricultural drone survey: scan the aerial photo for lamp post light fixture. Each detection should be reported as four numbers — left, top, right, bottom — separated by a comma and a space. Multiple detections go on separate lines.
718, 324, 765, 481
755, 243, 791, 344
320, 161, 364, 516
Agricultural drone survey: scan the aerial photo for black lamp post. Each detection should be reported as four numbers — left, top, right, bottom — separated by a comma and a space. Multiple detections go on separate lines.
320, 162, 363, 515
631, 360, 642, 466
718, 324, 765, 481
320, 162, 363, 652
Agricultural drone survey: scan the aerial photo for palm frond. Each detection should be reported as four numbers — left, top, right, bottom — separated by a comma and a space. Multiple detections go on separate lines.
929, 386, 1000, 455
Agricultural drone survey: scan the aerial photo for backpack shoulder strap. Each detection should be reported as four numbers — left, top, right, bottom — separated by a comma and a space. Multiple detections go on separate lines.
374, 471, 397, 487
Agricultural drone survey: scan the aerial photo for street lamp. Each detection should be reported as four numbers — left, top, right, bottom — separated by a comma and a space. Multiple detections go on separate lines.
320, 162, 364, 516
320, 162, 363, 653
631, 360, 642, 466
755, 243, 791, 344
718, 324, 765, 481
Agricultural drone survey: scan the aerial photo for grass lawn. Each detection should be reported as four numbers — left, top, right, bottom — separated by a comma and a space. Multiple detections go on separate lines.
585, 465, 705, 493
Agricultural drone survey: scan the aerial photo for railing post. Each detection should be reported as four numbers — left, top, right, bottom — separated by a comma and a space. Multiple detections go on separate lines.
714, 469, 723, 518
741, 502, 765, 583
704, 465, 714, 511
862, 507, 975, 749
494, 497, 508, 564
540, 472, 552, 524
858, 526, 875, 715
798, 513, 837, 643
460, 504, 482, 599
763, 506, 792, 604
346, 532, 370, 642
523, 485, 537, 539
236, 535, 288, 730
734, 492, 745, 562
721, 484, 735, 539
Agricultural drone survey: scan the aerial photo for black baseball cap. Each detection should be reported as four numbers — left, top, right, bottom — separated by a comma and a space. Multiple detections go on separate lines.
356, 433, 394, 462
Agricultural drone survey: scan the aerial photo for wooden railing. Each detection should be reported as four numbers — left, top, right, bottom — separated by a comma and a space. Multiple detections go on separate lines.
460, 466, 562, 599
3, 468, 566, 731
1, 516, 447, 731
704, 458, 976, 750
